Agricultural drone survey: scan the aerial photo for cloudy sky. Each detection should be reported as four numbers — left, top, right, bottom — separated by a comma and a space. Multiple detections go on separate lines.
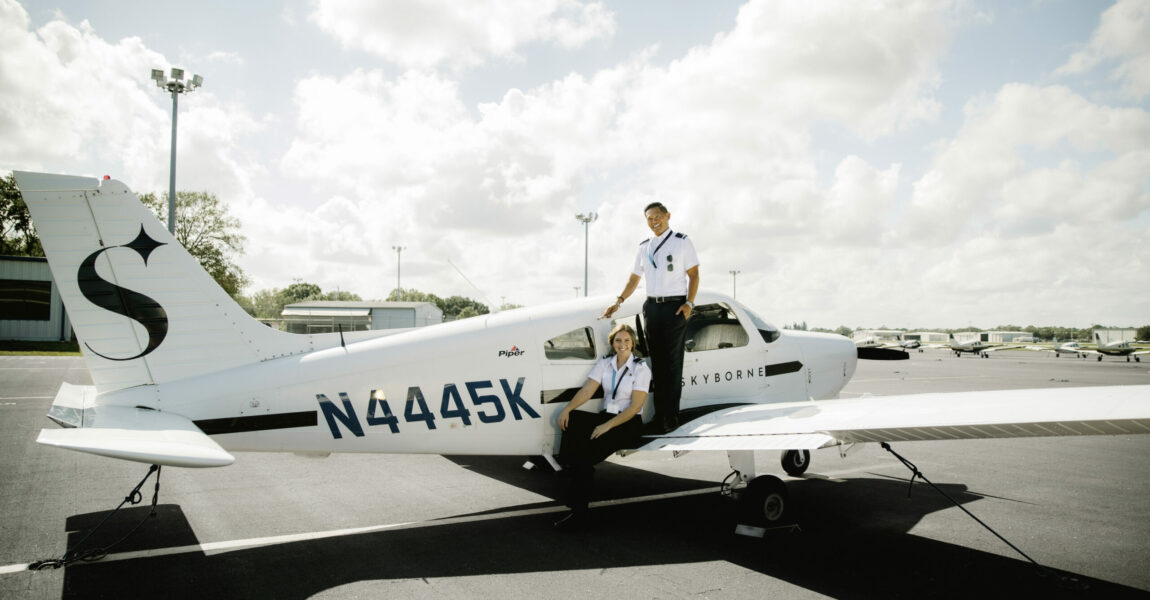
2, 0, 1147, 330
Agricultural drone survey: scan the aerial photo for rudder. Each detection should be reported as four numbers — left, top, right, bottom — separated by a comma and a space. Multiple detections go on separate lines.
15, 171, 316, 392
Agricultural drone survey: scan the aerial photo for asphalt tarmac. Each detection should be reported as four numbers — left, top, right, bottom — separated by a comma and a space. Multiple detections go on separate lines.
1, 349, 1148, 599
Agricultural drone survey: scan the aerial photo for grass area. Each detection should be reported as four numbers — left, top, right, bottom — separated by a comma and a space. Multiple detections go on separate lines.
0, 340, 81, 356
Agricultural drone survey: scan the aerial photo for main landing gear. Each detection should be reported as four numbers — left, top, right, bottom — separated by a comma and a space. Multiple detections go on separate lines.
725, 450, 810, 532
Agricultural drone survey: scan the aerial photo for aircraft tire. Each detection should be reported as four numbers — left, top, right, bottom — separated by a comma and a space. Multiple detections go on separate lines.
739, 475, 789, 526
780, 449, 810, 477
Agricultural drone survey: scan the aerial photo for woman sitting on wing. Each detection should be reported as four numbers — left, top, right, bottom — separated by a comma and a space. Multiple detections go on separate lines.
554, 323, 651, 530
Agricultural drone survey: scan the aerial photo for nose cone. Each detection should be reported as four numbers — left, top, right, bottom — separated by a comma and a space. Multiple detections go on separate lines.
792, 331, 857, 399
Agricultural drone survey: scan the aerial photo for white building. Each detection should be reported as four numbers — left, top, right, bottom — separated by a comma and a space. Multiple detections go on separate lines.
0, 256, 71, 342
1095, 328, 1138, 344
281, 301, 443, 334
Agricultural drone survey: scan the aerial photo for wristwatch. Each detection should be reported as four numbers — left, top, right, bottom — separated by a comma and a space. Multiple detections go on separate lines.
686, 301, 695, 308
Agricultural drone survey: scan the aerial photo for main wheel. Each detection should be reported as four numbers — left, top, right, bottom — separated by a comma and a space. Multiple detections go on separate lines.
739, 475, 789, 526
781, 449, 810, 476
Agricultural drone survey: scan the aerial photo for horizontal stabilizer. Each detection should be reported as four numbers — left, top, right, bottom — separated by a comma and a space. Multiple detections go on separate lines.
37, 406, 234, 468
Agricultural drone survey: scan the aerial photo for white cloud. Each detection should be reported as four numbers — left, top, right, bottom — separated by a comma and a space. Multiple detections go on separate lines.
0, 0, 262, 200
276, 0, 963, 306
4, 0, 1145, 328
309, 0, 615, 70
1056, 0, 1150, 100
903, 84, 1150, 241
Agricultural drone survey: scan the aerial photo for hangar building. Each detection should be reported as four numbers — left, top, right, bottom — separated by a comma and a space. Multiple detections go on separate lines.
281, 301, 443, 334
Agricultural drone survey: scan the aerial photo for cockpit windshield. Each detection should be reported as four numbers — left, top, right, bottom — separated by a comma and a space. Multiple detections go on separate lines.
742, 305, 781, 344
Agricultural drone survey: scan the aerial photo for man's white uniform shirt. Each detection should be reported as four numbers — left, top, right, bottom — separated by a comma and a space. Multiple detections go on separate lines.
631, 229, 699, 297
587, 355, 652, 414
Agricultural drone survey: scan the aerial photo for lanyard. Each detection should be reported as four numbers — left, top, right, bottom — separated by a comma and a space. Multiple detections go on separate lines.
648, 230, 673, 268
610, 365, 630, 401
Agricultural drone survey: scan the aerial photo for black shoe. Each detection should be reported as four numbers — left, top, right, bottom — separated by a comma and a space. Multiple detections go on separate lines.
643, 421, 670, 435
553, 510, 588, 531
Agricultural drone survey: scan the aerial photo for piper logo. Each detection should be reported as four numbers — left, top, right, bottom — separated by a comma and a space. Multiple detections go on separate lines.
498, 346, 525, 358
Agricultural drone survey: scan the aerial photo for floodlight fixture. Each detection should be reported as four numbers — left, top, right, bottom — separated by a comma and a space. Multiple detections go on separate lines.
575, 212, 598, 296
150, 66, 204, 233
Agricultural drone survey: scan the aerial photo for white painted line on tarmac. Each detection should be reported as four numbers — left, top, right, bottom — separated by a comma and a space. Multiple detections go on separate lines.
1, 487, 727, 574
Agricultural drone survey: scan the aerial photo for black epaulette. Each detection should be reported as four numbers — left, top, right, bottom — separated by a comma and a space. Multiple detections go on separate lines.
638, 239, 650, 246
674, 232, 687, 239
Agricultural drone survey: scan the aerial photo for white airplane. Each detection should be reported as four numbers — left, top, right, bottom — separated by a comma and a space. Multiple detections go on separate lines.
13, 171, 1150, 531
943, 333, 1022, 358
854, 334, 919, 351
1024, 339, 1085, 359
1078, 333, 1150, 363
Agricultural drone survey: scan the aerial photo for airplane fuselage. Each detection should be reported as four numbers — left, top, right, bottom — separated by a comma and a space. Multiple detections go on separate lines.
96, 295, 858, 458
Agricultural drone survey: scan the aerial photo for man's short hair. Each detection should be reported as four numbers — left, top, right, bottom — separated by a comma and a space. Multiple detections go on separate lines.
644, 202, 668, 214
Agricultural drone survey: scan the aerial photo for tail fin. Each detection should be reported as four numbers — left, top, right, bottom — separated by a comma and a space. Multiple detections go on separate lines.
15, 172, 317, 393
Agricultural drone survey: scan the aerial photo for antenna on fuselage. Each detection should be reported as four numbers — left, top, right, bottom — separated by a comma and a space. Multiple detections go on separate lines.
447, 259, 499, 313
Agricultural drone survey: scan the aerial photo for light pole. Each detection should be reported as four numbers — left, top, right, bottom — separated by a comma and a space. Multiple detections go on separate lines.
151, 68, 203, 233
573, 286, 580, 298
729, 269, 741, 299
575, 212, 597, 296
392, 246, 406, 293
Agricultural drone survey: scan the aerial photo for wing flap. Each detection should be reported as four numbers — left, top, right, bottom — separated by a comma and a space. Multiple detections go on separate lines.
37, 405, 234, 468
638, 385, 1150, 452
638, 432, 835, 452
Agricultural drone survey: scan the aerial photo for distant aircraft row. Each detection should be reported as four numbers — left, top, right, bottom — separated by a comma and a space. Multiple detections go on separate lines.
857, 333, 1148, 362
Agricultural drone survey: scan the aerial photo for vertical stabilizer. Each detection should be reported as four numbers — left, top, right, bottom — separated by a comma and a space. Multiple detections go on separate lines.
14, 172, 317, 392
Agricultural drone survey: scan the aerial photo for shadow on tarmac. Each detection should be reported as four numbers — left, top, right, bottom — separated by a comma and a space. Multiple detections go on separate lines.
51, 460, 1147, 599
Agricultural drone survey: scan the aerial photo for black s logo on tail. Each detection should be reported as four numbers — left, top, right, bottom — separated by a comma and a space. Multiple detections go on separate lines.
77, 226, 169, 361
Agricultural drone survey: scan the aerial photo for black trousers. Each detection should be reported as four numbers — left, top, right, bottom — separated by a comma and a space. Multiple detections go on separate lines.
557, 411, 642, 511
643, 298, 688, 429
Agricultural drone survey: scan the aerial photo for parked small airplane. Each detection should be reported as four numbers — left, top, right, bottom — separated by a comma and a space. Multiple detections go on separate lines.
1024, 339, 1085, 359
943, 333, 1021, 358
1078, 333, 1149, 362
13, 171, 1150, 530
855, 334, 920, 351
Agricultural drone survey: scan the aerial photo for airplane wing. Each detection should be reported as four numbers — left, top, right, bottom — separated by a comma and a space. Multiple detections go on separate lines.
637, 385, 1150, 452
981, 344, 1023, 353
37, 388, 235, 468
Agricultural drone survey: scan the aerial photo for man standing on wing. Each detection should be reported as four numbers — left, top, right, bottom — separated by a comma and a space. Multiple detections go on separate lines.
602, 202, 699, 434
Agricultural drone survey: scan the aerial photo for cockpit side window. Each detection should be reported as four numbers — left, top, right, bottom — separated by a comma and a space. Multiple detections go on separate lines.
544, 326, 597, 360
684, 303, 750, 352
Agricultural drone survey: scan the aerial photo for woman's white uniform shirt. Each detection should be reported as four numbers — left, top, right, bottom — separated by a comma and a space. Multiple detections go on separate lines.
586, 355, 652, 415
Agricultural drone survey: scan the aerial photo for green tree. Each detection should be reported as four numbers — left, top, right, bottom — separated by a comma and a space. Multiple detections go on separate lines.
388, 288, 442, 305
0, 172, 43, 257
324, 290, 362, 302
280, 281, 323, 304
1136, 326, 1150, 342
440, 295, 490, 320
140, 191, 248, 297
386, 288, 490, 320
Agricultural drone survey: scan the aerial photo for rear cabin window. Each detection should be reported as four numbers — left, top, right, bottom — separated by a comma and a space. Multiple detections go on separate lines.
545, 327, 597, 360
684, 304, 750, 352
